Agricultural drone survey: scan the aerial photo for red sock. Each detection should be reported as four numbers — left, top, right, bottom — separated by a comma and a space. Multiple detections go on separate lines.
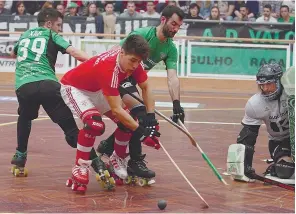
114, 128, 131, 159
76, 129, 95, 165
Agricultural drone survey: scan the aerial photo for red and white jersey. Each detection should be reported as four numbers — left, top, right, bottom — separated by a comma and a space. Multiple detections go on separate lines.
61, 49, 147, 96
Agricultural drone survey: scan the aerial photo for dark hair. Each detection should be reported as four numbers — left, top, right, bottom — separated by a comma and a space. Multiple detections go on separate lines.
189, 3, 200, 11
122, 35, 150, 60
280, 5, 290, 12
37, 8, 63, 26
105, 2, 113, 7
161, 5, 185, 20
264, 4, 272, 11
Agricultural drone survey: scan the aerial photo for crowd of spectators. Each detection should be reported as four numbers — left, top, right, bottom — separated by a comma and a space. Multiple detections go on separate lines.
0, 1, 294, 36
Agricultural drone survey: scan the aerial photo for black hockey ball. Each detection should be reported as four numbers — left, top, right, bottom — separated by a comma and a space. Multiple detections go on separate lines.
158, 200, 167, 210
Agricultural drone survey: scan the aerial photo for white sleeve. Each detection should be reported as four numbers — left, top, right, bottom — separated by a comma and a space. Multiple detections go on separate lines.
242, 100, 262, 126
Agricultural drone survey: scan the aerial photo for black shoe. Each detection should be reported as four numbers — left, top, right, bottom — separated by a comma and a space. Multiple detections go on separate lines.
97, 135, 115, 157
91, 157, 107, 174
128, 154, 155, 179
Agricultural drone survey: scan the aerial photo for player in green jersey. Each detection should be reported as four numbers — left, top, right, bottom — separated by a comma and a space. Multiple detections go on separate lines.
97, 5, 185, 183
10, 8, 101, 177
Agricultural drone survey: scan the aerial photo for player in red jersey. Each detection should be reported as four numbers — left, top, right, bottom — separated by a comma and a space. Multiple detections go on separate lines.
60, 35, 161, 193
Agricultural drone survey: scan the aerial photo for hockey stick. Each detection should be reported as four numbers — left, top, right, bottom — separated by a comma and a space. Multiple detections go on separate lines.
254, 173, 295, 191
119, 85, 228, 186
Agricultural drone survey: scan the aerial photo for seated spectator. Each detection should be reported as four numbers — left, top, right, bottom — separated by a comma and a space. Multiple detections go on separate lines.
34, 1, 53, 16
65, 2, 79, 16
142, 1, 160, 26
102, 2, 117, 39
119, 1, 142, 18
214, 1, 234, 21
206, 6, 223, 21
278, 5, 295, 23
234, 4, 256, 22
194, 0, 214, 19
56, 3, 66, 16
85, 3, 98, 20
0, 0, 10, 15
259, 1, 282, 19
233, 0, 259, 20
186, 3, 203, 19
256, 4, 277, 23
12, 1, 30, 15
282, 0, 295, 17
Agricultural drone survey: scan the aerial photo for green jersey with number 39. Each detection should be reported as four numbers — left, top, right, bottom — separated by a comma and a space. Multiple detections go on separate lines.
14, 27, 70, 89
120, 27, 178, 71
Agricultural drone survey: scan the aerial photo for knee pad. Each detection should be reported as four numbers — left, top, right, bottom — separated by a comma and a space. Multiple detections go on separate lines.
65, 129, 78, 148
82, 111, 105, 136
275, 158, 295, 179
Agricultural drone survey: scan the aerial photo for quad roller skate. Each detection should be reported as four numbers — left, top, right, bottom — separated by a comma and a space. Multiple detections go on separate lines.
11, 150, 28, 177
66, 159, 91, 193
105, 162, 124, 185
91, 157, 115, 190
124, 154, 156, 187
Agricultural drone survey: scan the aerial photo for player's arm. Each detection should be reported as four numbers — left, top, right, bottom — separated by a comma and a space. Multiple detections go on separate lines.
165, 45, 184, 123
66, 46, 89, 62
105, 95, 139, 131
52, 31, 89, 62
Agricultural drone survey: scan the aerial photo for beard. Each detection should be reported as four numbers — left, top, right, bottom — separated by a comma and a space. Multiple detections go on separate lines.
162, 23, 176, 38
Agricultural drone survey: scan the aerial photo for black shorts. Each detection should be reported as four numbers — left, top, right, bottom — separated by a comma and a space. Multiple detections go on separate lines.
269, 137, 291, 161
16, 80, 74, 123
119, 76, 139, 97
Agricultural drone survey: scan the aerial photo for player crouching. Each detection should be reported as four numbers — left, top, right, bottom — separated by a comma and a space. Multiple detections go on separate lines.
60, 35, 160, 193
227, 63, 295, 183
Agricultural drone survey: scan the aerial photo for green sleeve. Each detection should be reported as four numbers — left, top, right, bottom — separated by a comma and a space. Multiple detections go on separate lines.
52, 31, 71, 54
164, 44, 178, 70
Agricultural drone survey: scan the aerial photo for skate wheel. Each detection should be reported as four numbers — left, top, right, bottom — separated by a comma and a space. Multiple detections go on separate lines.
138, 178, 147, 187
77, 185, 87, 193
23, 168, 28, 177
66, 178, 73, 187
109, 177, 116, 185
124, 176, 132, 185
71, 183, 78, 191
11, 166, 16, 174
95, 174, 101, 182
14, 168, 20, 177
104, 170, 110, 178
100, 182, 106, 189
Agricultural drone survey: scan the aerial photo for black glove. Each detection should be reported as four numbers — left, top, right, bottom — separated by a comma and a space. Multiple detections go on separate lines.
133, 125, 160, 141
138, 113, 159, 127
171, 100, 185, 124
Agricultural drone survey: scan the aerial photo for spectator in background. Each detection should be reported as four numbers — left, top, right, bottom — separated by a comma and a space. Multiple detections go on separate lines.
56, 3, 66, 16
11, 0, 39, 15
214, 1, 234, 20
234, 4, 256, 21
119, 1, 142, 18
34, 1, 53, 16
278, 5, 295, 22
186, 3, 203, 19
12, 1, 30, 15
194, 0, 215, 19
102, 2, 117, 39
233, 0, 259, 20
256, 4, 277, 23
0, 0, 10, 15
85, 2, 99, 20
142, 1, 160, 26
282, 0, 295, 17
65, 2, 79, 16
259, 1, 282, 19
206, 5, 223, 20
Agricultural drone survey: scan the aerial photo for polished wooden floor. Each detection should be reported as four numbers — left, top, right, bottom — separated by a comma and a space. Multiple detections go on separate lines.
0, 85, 294, 213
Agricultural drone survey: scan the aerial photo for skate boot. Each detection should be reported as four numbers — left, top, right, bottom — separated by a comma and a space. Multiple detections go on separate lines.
66, 159, 91, 193
11, 150, 28, 177
91, 157, 115, 190
125, 154, 156, 186
109, 151, 128, 180
97, 137, 114, 157
105, 162, 124, 186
